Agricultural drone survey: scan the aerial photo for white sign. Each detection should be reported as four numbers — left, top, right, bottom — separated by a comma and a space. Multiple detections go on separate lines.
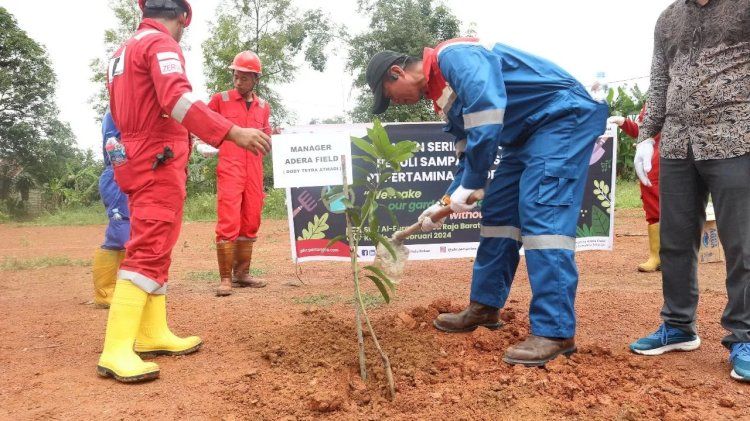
272, 132, 353, 188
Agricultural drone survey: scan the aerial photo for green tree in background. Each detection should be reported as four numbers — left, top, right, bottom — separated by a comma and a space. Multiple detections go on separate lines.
347, 0, 468, 123
202, 0, 344, 126
606, 85, 647, 180
201, 0, 344, 192
44, 149, 101, 209
0, 7, 80, 216
88, 0, 141, 119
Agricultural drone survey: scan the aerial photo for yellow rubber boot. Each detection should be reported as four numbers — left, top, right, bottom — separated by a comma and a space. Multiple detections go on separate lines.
96, 280, 160, 382
134, 293, 202, 357
638, 223, 661, 272
92, 249, 125, 308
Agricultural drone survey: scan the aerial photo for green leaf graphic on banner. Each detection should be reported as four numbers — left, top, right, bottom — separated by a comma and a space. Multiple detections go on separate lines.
298, 213, 330, 240
590, 206, 610, 236
593, 180, 612, 214
577, 224, 592, 237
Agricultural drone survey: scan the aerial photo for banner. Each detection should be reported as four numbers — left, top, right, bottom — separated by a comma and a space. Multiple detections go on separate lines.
284, 123, 616, 262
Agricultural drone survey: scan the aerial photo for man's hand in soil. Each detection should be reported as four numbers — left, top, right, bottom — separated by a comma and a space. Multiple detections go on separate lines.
227, 126, 271, 155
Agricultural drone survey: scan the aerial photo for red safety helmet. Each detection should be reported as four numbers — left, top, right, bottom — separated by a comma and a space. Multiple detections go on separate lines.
138, 0, 192, 28
228, 51, 262, 74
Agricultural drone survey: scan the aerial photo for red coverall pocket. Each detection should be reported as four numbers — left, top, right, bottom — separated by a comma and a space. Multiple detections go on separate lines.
130, 205, 176, 255
536, 162, 579, 206
253, 116, 271, 134
136, 205, 176, 222
112, 140, 156, 194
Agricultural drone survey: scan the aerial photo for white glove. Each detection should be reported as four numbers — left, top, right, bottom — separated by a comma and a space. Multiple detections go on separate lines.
607, 116, 625, 126
111, 208, 123, 221
449, 185, 478, 213
195, 143, 219, 158
418, 202, 445, 232
634, 138, 655, 187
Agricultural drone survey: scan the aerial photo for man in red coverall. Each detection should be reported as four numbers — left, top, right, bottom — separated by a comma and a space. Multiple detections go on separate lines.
201, 51, 271, 296
97, 0, 271, 383
608, 105, 661, 272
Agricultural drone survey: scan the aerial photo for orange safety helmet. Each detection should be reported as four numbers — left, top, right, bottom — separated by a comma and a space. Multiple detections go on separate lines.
228, 51, 262, 74
138, 0, 192, 28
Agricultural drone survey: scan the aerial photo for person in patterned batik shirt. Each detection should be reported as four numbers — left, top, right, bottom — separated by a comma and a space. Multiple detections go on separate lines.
629, 0, 750, 383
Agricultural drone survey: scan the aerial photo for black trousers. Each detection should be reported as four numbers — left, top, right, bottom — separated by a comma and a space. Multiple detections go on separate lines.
659, 151, 750, 348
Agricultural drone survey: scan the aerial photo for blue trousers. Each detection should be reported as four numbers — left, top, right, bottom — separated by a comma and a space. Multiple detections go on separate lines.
470, 91, 608, 339
99, 167, 130, 250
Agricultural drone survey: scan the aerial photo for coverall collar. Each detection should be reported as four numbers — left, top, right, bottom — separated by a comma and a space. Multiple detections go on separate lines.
226, 89, 257, 103
422, 47, 440, 101
421, 46, 451, 115
138, 18, 172, 35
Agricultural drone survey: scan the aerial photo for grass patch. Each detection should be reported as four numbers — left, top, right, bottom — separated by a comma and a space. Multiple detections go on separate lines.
262, 188, 287, 220
293, 292, 387, 309
11, 188, 288, 226
184, 270, 219, 282
0, 256, 90, 271
183, 192, 217, 222
11, 181, 635, 226
293, 293, 339, 307
183, 189, 287, 221
25, 205, 107, 226
614, 178, 642, 209
185, 267, 266, 282
349, 292, 388, 309
251, 267, 267, 277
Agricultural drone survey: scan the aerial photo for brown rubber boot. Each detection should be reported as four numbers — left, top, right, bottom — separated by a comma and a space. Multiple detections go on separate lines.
638, 223, 661, 272
432, 302, 502, 333
232, 239, 266, 288
215, 241, 235, 297
502, 335, 577, 367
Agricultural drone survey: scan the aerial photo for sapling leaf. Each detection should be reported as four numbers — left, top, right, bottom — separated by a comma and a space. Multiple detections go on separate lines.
351, 137, 377, 159
324, 234, 346, 251
365, 265, 396, 292
365, 275, 390, 303
353, 154, 377, 165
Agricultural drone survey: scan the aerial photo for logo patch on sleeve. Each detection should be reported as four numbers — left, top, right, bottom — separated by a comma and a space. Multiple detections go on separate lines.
157, 51, 183, 75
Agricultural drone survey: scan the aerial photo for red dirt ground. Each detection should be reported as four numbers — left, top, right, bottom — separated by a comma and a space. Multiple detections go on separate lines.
0, 209, 747, 420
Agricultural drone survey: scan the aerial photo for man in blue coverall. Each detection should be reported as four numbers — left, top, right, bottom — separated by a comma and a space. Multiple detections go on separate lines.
366, 37, 608, 366
92, 110, 129, 308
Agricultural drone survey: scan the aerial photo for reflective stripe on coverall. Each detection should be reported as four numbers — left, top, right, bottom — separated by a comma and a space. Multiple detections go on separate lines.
207, 90, 271, 242
107, 19, 234, 294
100, 111, 130, 250
425, 37, 608, 338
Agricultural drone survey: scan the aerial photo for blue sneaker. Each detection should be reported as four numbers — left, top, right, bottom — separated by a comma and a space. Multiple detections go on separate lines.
629, 323, 701, 356
730, 343, 750, 382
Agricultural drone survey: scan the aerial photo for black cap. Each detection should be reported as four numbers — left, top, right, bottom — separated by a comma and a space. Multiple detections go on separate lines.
366, 50, 407, 114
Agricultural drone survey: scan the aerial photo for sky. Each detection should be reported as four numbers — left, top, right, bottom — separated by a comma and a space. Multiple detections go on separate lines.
2, 0, 674, 153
